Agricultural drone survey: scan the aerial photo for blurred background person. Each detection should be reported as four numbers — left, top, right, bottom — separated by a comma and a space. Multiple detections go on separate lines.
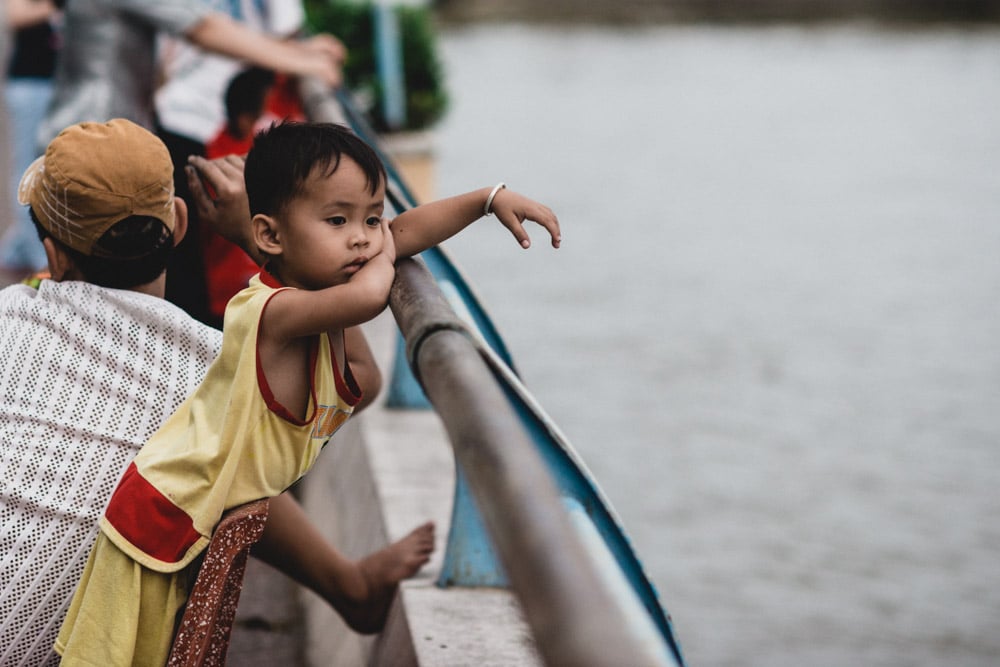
38, 0, 343, 149
33, 0, 344, 320
198, 66, 275, 328
153, 0, 324, 326
0, 0, 60, 283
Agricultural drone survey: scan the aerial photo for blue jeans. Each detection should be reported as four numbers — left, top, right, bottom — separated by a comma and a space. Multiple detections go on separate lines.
1, 77, 53, 271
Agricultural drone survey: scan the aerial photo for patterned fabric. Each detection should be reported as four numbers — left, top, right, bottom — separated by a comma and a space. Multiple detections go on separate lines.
166, 499, 269, 667
0, 280, 221, 666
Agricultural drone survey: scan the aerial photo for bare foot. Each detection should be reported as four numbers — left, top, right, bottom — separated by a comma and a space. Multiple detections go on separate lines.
337, 521, 435, 634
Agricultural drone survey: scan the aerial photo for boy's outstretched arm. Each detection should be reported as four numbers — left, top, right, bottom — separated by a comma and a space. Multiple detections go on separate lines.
187, 159, 561, 260
391, 185, 561, 258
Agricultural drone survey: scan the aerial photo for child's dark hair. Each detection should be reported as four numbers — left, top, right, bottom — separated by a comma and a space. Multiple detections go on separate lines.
244, 122, 386, 218
224, 67, 274, 136
31, 209, 173, 289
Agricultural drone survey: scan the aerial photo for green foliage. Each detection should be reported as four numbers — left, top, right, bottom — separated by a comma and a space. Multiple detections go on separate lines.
304, 1, 449, 132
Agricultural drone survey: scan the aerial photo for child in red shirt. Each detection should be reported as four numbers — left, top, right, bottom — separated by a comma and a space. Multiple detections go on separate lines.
202, 67, 278, 325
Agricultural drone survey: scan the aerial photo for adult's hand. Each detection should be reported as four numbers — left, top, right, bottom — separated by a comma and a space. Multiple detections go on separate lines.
302, 33, 347, 65
184, 154, 264, 265
186, 13, 342, 89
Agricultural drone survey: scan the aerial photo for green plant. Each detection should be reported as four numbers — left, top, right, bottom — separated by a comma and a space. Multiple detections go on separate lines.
305, 0, 449, 132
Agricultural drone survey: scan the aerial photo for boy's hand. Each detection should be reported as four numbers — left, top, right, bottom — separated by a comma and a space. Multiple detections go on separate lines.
490, 190, 562, 250
379, 218, 397, 265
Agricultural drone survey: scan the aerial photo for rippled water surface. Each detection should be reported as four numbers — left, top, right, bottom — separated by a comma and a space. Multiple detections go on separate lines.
429, 23, 1000, 667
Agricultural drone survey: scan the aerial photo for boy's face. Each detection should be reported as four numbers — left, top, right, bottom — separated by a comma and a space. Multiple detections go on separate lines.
274, 156, 386, 290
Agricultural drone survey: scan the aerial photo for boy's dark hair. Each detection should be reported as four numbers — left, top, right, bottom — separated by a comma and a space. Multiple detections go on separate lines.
31, 208, 174, 289
244, 122, 386, 218
224, 67, 274, 136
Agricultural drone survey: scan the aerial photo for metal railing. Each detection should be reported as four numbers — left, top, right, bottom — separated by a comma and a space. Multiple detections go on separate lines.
301, 78, 682, 667
391, 259, 677, 666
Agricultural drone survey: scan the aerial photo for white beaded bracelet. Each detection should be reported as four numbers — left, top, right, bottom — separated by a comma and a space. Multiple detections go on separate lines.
484, 182, 507, 216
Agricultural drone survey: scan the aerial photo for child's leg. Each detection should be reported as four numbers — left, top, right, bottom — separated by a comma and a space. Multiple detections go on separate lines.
56, 533, 189, 666
253, 492, 434, 633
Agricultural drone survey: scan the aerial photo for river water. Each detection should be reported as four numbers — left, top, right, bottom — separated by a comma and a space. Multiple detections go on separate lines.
429, 23, 1000, 667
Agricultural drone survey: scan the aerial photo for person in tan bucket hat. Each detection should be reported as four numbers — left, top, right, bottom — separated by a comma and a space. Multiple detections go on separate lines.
19, 118, 177, 258
0, 119, 438, 666
18, 118, 185, 290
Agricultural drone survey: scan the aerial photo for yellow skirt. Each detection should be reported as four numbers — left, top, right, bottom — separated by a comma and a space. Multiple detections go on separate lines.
55, 532, 193, 666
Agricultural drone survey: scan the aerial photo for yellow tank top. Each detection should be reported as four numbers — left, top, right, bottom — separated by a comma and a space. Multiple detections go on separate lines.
101, 272, 361, 572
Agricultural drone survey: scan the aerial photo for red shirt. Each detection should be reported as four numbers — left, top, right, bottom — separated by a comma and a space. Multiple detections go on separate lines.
202, 128, 259, 322
199, 75, 306, 322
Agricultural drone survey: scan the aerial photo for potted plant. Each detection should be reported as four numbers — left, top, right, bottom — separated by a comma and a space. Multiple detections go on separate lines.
304, 1, 448, 201
306, 0, 448, 133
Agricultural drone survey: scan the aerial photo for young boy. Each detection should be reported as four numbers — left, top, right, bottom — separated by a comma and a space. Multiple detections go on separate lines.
57, 121, 561, 664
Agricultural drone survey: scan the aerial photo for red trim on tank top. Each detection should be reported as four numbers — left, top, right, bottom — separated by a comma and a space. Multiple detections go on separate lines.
256, 269, 314, 423
259, 267, 283, 289
254, 268, 362, 417
255, 289, 317, 426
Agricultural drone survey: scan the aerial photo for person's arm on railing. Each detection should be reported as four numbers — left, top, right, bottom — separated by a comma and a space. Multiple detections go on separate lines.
183, 12, 345, 88
5, 0, 59, 29
391, 185, 561, 257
